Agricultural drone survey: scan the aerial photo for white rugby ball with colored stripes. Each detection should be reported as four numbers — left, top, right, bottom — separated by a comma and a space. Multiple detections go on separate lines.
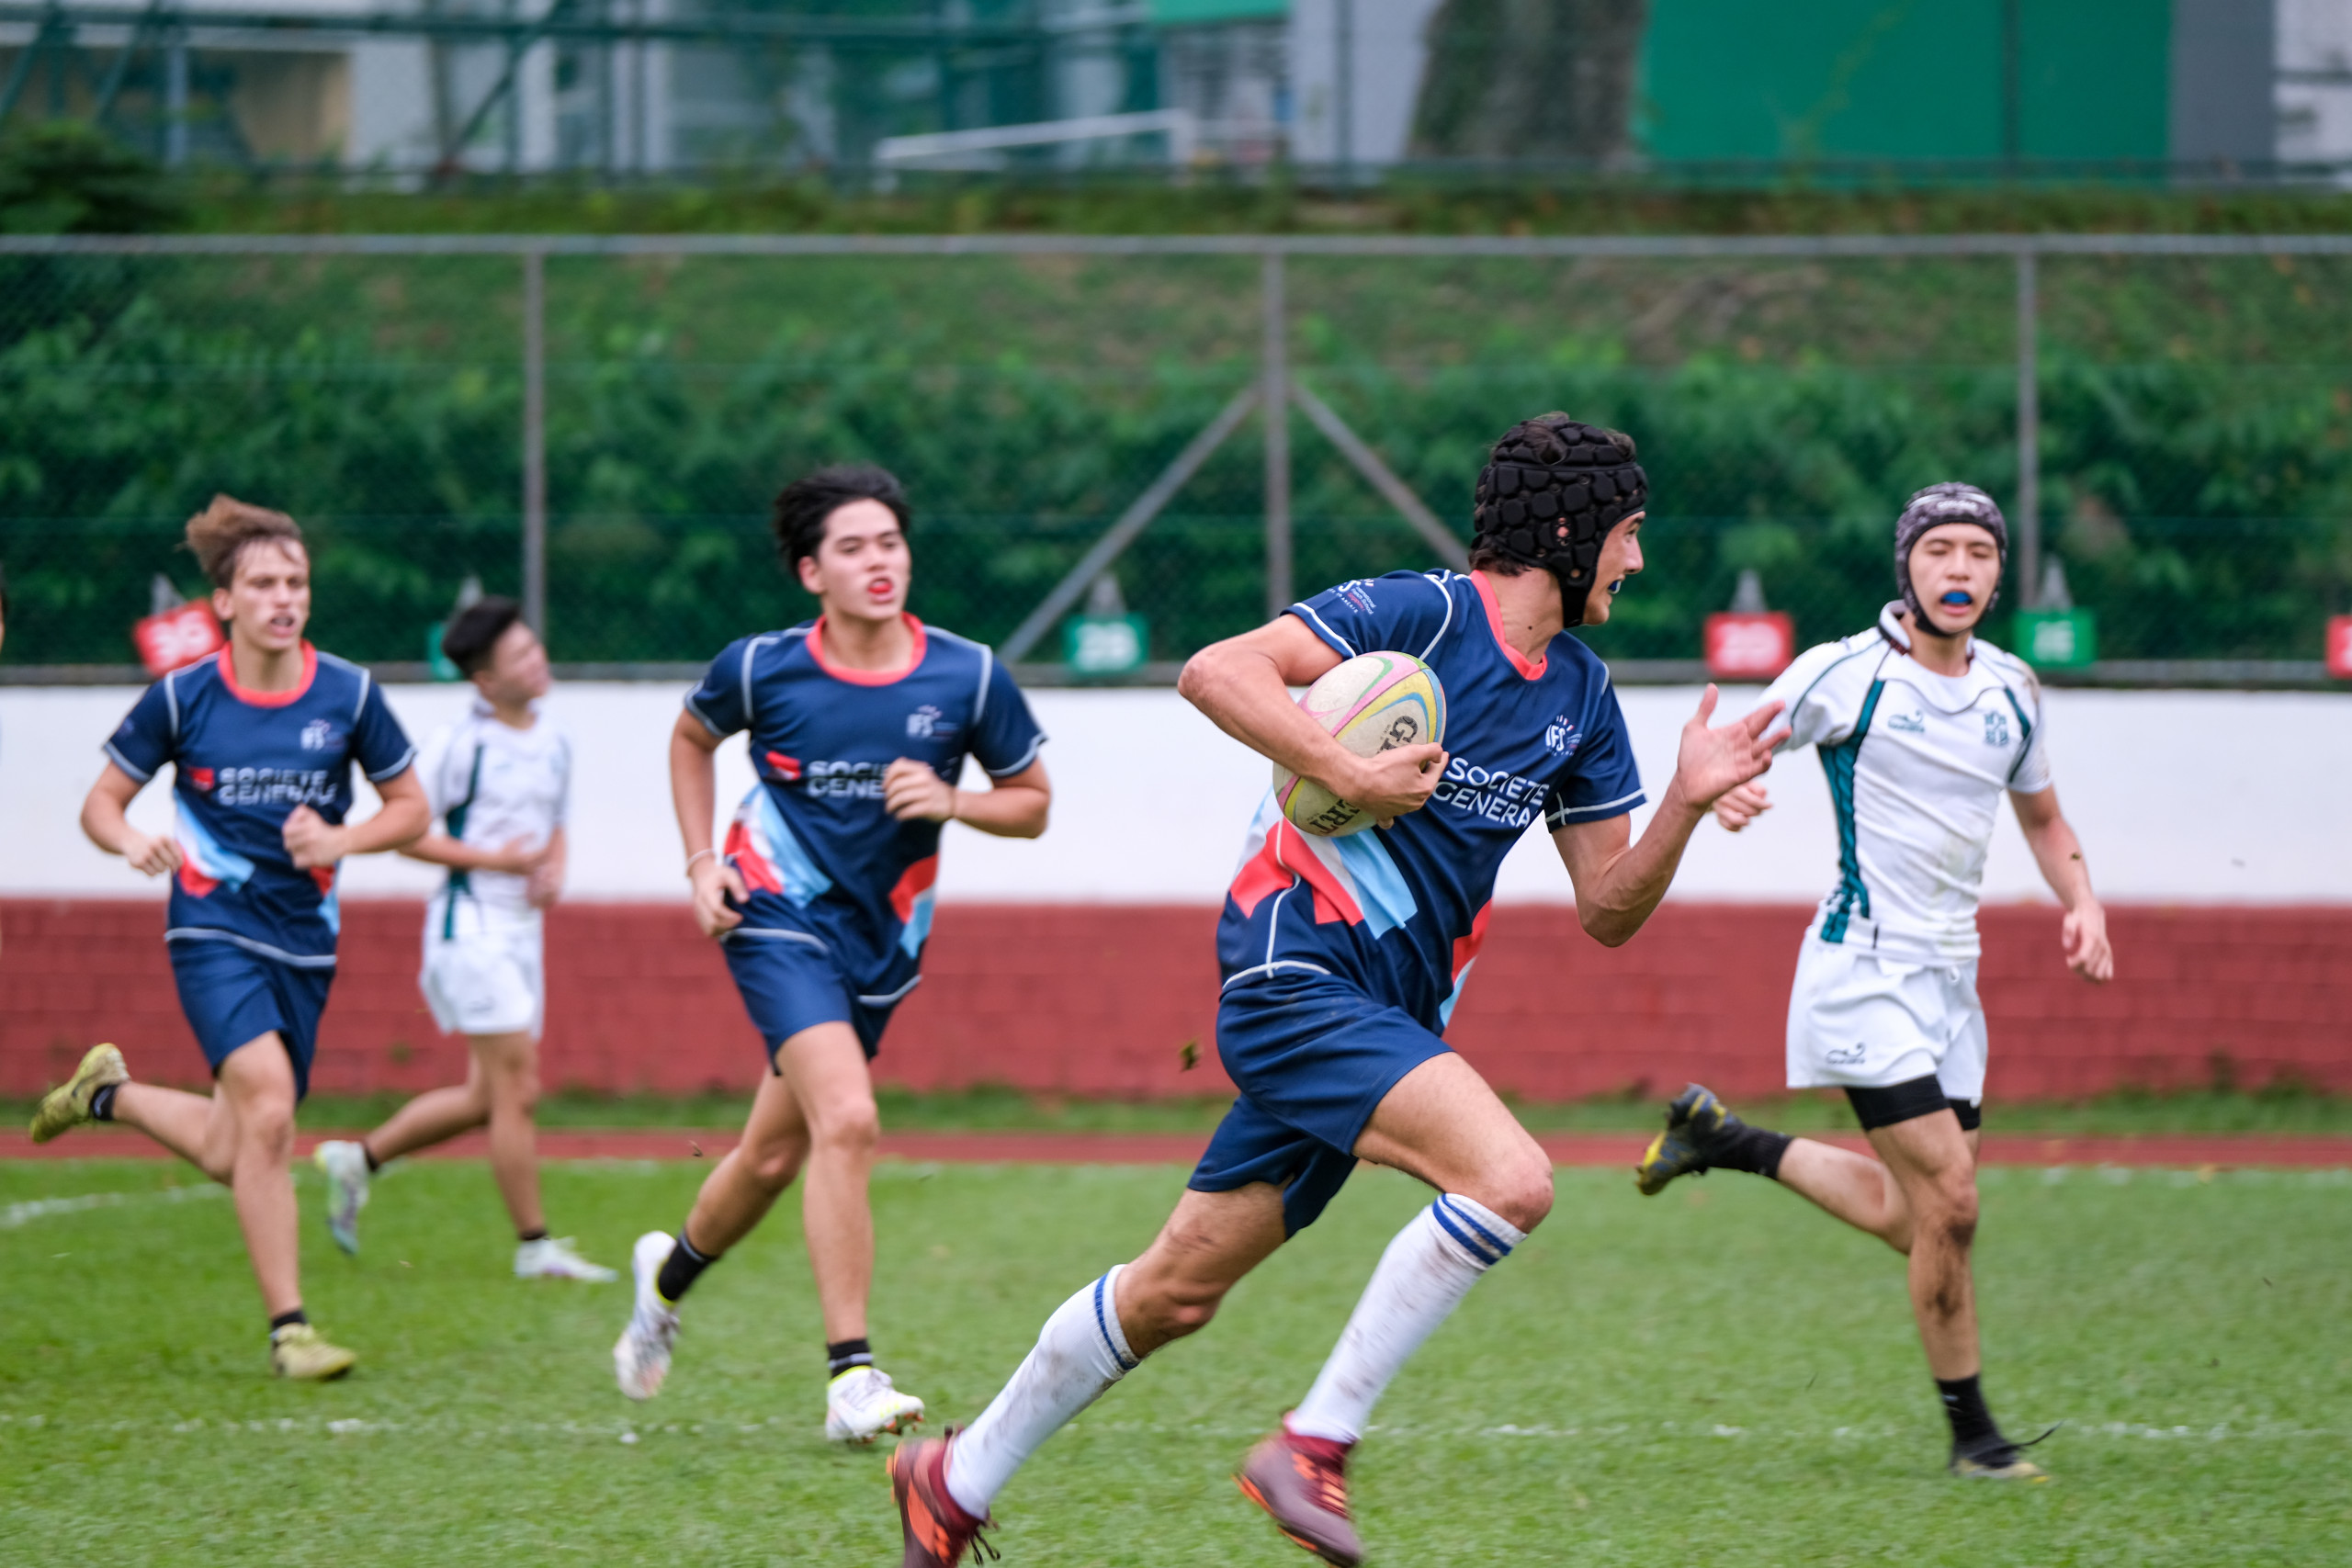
1272, 651, 1448, 837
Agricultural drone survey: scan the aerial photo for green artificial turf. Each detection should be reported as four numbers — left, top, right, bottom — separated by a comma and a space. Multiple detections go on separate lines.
13, 1083, 2342, 1139
2, 1158, 2347, 1566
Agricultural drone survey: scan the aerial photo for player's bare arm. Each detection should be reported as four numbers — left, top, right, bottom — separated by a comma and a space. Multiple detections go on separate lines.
2010, 784, 2111, 983
80, 761, 184, 875
401, 829, 551, 875
670, 708, 746, 937
1179, 614, 1446, 823
881, 755, 1051, 838
526, 824, 567, 908
1552, 684, 1788, 945
283, 768, 429, 869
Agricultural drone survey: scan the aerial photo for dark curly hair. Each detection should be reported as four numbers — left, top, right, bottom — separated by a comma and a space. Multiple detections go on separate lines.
771, 465, 911, 571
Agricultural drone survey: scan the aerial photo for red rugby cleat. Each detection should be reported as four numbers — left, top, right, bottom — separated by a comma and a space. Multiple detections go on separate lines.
1235, 1422, 1363, 1566
888, 1433, 996, 1567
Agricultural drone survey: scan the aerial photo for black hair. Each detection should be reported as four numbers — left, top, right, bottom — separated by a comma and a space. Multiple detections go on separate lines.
441, 595, 526, 676
771, 465, 911, 570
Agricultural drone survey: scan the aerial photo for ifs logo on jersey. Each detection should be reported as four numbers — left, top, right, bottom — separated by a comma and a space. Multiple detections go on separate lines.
906, 705, 956, 740
1544, 715, 1582, 756
300, 719, 335, 751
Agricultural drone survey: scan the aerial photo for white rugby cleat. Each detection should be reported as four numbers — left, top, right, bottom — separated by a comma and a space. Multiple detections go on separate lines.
825, 1365, 926, 1444
516, 1236, 618, 1282
613, 1231, 682, 1401
312, 1140, 372, 1256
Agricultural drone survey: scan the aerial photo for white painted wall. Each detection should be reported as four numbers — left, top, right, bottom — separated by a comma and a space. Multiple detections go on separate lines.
4, 682, 2346, 906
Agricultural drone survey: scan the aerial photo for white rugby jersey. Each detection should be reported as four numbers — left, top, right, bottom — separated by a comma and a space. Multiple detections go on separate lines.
420, 699, 571, 938
1758, 603, 2052, 964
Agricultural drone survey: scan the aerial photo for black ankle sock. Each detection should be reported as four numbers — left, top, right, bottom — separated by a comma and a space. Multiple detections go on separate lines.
827, 1338, 875, 1379
517, 1227, 549, 1244
1937, 1374, 2000, 1449
1711, 1121, 1794, 1180
269, 1308, 309, 1335
654, 1230, 717, 1304
362, 1145, 382, 1174
89, 1084, 119, 1122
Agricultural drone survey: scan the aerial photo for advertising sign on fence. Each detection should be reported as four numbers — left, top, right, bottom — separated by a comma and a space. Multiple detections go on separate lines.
2328, 616, 2352, 680
2016, 608, 2098, 670
130, 602, 224, 678
1064, 613, 1148, 679
1703, 612, 1794, 680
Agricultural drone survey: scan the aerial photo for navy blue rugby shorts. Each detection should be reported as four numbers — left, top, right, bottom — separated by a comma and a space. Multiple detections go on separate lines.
720, 921, 910, 1066
168, 936, 334, 1102
1189, 969, 1452, 1235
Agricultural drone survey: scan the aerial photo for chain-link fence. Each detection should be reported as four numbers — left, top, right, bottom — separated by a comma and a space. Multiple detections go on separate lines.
5, 234, 2351, 684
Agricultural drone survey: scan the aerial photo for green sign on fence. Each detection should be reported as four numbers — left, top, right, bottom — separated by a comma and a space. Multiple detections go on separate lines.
1064, 614, 1148, 679
2014, 608, 2098, 669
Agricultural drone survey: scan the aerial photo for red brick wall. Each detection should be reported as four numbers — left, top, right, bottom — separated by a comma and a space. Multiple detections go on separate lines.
4, 900, 2346, 1101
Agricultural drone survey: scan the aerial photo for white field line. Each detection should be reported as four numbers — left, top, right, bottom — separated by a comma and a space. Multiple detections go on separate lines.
0, 1412, 2338, 1444
0, 1184, 225, 1229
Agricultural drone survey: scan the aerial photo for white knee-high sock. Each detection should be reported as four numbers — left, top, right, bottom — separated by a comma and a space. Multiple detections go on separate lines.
1288, 1194, 1527, 1446
944, 1263, 1139, 1517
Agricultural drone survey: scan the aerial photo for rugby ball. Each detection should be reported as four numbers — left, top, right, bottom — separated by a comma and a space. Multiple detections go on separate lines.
1272, 652, 1447, 837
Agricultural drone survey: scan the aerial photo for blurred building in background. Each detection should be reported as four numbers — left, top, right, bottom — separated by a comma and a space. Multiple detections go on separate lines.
2, 0, 2349, 178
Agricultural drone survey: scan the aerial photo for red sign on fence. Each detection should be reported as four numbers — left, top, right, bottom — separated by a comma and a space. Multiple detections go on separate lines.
2329, 616, 2352, 681
131, 602, 225, 678
1703, 611, 1795, 680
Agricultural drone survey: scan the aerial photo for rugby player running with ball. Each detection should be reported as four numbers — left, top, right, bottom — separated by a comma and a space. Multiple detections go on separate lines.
611, 465, 1051, 1444
884, 416, 1786, 1568
35, 497, 428, 1379
1635, 482, 2113, 1482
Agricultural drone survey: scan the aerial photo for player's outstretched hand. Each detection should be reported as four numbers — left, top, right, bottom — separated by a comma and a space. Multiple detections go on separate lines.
1672, 686, 1788, 812
2063, 898, 2113, 984
689, 855, 747, 938
1340, 742, 1447, 829
487, 835, 550, 875
882, 758, 957, 823
119, 827, 184, 878
282, 805, 348, 870
1713, 780, 1773, 832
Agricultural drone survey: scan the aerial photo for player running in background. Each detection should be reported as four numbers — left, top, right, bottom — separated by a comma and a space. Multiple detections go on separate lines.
885, 416, 1785, 1568
1635, 482, 2113, 1481
612, 464, 1051, 1443
35, 497, 428, 1380
311, 597, 613, 1282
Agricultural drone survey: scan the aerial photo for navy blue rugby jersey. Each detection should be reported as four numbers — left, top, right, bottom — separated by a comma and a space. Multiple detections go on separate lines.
103, 645, 419, 966
685, 615, 1046, 998
1219, 570, 1645, 1028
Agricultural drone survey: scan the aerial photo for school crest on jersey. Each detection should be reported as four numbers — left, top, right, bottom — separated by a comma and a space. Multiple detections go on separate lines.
300, 718, 336, 751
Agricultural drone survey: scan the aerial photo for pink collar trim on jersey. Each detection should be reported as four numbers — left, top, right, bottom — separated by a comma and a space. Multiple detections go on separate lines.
808, 614, 927, 687
1469, 571, 1547, 682
216, 641, 318, 707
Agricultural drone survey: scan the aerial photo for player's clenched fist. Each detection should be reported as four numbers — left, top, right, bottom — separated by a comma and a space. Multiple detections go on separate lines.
119, 827, 184, 877
882, 757, 957, 823
1334, 742, 1447, 829
1712, 780, 1773, 833
688, 853, 748, 938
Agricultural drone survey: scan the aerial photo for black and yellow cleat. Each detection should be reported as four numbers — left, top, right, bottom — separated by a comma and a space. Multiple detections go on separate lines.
28, 1043, 128, 1145
1635, 1083, 1737, 1196
1951, 1430, 2052, 1482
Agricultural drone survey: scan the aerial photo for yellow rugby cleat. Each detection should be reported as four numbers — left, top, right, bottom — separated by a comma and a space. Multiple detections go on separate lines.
269, 1323, 357, 1382
28, 1043, 129, 1144
1951, 1431, 2052, 1482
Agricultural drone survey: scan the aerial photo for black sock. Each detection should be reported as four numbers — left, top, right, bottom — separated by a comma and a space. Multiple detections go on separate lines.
1937, 1374, 2000, 1449
517, 1227, 549, 1244
827, 1338, 875, 1379
654, 1229, 717, 1305
1711, 1121, 1793, 1180
269, 1308, 309, 1336
89, 1084, 119, 1122
362, 1145, 382, 1174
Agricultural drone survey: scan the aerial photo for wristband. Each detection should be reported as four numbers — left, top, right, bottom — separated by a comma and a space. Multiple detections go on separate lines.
684, 848, 717, 876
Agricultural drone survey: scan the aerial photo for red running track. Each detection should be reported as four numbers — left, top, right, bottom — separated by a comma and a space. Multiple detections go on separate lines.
5, 1129, 2348, 1168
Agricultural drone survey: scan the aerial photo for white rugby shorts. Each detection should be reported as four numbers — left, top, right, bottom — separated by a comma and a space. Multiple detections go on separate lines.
420, 923, 546, 1041
1784, 936, 1986, 1102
